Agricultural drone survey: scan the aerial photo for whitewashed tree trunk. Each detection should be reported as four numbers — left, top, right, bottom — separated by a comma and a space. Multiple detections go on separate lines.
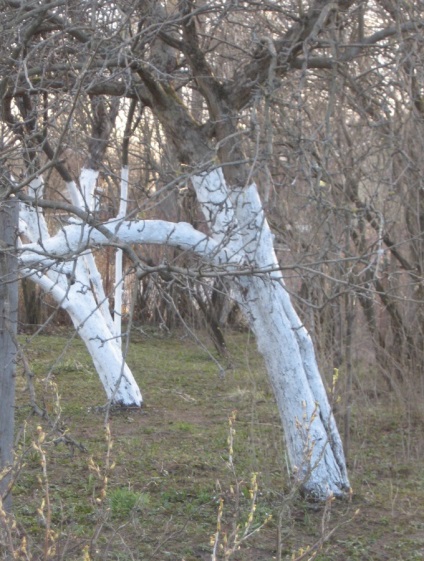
114, 166, 129, 344
19, 175, 142, 407
192, 169, 350, 498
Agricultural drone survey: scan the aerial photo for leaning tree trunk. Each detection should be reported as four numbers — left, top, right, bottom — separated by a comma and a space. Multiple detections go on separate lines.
19, 175, 142, 407
0, 196, 18, 511
131, 50, 350, 495
193, 171, 350, 498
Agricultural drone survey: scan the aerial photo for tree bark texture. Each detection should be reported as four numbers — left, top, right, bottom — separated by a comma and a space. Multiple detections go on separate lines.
0, 197, 18, 511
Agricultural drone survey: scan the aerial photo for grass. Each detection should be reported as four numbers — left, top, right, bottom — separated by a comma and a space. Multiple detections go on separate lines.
108, 488, 150, 519
4, 329, 424, 560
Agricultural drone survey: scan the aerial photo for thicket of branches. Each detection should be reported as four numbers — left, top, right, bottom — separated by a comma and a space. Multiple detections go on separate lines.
1, 0, 423, 399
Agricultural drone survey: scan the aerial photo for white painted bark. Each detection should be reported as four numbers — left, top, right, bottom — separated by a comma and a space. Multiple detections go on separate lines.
114, 248, 124, 341
18, 173, 229, 407
20, 220, 227, 268
22, 265, 142, 405
75, 170, 118, 335
192, 170, 350, 498
19, 176, 142, 406
114, 166, 129, 343
80, 168, 98, 211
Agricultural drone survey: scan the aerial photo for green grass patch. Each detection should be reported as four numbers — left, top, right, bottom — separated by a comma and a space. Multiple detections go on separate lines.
108, 488, 150, 519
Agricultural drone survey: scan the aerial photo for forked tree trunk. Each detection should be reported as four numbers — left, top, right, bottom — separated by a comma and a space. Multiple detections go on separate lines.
20, 175, 142, 407
0, 197, 18, 511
